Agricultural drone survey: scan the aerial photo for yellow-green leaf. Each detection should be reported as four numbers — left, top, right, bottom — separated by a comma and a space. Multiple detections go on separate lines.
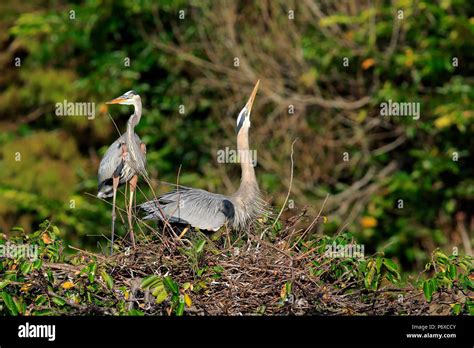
101, 271, 114, 290
155, 288, 168, 305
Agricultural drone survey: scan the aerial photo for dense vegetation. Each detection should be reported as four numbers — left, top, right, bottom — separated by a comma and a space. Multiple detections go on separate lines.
1, 221, 472, 315
0, 1, 472, 315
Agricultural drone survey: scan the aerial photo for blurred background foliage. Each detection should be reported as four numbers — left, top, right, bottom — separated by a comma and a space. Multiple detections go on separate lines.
0, 0, 472, 271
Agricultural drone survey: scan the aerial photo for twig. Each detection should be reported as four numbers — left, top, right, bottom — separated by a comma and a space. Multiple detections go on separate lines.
271, 138, 298, 230
68, 245, 107, 261
291, 194, 330, 250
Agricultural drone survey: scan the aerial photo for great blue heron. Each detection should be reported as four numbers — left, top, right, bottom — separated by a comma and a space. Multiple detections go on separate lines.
97, 90, 147, 254
139, 81, 266, 232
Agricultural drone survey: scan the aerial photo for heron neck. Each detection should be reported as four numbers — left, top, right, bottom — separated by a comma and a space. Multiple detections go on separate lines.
126, 100, 143, 169
126, 99, 142, 135
236, 126, 258, 192
231, 126, 262, 229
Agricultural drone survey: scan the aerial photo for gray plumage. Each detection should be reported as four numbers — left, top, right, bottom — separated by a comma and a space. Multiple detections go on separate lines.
97, 90, 147, 198
140, 184, 266, 231
97, 132, 145, 198
139, 81, 267, 232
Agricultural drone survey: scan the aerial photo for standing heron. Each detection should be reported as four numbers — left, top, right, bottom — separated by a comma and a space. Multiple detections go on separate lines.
97, 90, 147, 254
139, 81, 266, 232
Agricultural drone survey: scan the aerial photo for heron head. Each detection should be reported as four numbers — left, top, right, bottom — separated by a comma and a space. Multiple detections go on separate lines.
106, 90, 140, 105
236, 80, 260, 134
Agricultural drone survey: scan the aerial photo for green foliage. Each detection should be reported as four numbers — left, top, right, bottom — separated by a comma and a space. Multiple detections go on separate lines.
0, 221, 65, 315
0, 131, 110, 248
0, 223, 132, 315
420, 249, 473, 315
139, 274, 189, 316
297, 233, 402, 296
0, 223, 471, 315
1, 131, 83, 200
361, 257, 402, 291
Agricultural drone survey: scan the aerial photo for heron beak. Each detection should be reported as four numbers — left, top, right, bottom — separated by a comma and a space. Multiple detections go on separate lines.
106, 97, 127, 104
245, 80, 260, 113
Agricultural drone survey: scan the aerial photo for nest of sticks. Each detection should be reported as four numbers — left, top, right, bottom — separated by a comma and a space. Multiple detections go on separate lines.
41, 211, 435, 316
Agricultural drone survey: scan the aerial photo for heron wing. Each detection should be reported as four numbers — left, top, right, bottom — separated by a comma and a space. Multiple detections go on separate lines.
140, 188, 235, 231
97, 133, 144, 196
98, 137, 124, 187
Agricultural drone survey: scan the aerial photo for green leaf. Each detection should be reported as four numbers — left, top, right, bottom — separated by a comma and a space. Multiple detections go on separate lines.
4, 272, 17, 282
375, 257, 383, 273
459, 275, 474, 290
452, 303, 462, 315
86, 262, 97, 283
423, 280, 433, 302
20, 261, 32, 275
1, 291, 18, 315
383, 258, 401, 282
52, 225, 60, 236
0, 280, 11, 290
365, 260, 376, 289
175, 295, 185, 316
13, 297, 25, 315
446, 264, 456, 280
89, 262, 97, 283
154, 287, 168, 305
435, 251, 448, 265
141, 275, 161, 290
386, 273, 395, 283
437, 275, 452, 288
151, 283, 165, 296
35, 295, 48, 305
458, 262, 467, 272
195, 240, 206, 253
32, 259, 42, 270
46, 269, 54, 283
467, 300, 474, 316
423, 278, 438, 302
272, 220, 282, 232
430, 278, 438, 293
28, 230, 42, 239
101, 271, 114, 290
32, 309, 55, 316
51, 296, 66, 306
128, 309, 144, 316
383, 258, 398, 273
163, 276, 179, 295
372, 274, 380, 291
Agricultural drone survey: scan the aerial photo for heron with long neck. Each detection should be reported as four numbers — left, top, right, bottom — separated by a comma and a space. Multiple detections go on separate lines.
139, 81, 266, 232
230, 80, 264, 229
97, 90, 147, 254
